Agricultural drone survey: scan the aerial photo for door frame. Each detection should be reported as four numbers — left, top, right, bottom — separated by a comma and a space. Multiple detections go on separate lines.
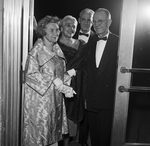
111, 0, 150, 146
0, 0, 34, 145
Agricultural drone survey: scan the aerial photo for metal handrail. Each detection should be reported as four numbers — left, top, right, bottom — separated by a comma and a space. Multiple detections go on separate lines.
120, 67, 150, 73
119, 86, 150, 92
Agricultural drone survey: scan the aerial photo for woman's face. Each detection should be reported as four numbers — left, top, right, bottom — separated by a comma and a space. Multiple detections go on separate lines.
61, 18, 77, 38
44, 23, 60, 43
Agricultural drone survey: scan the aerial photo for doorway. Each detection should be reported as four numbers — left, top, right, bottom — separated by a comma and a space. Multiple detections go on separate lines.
111, 0, 150, 145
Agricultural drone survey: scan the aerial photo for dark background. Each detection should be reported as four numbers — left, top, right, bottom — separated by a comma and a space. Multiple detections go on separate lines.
34, 0, 122, 35
34, 0, 150, 143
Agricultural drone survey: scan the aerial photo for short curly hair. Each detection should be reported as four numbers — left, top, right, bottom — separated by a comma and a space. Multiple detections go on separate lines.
36, 15, 61, 38
60, 15, 78, 28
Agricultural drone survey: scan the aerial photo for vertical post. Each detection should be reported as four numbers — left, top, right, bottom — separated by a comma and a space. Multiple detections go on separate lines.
0, 0, 3, 145
111, 0, 138, 146
0, 0, 34, 145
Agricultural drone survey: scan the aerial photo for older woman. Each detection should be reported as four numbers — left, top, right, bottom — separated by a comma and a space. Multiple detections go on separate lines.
22, 15, 75, 146
57, 15, 86, 146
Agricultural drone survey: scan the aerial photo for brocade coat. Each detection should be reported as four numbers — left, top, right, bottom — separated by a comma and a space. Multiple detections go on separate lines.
23, 38, 70, 146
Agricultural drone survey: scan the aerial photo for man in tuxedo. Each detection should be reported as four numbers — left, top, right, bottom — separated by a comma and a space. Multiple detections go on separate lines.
74, 8, 95, 44
85, 8, 119, 146
74, 8, 95, 146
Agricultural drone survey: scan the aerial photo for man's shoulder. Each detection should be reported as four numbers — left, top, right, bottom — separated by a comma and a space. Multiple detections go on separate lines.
108, 32, 119, 44
109, 32, 119, 38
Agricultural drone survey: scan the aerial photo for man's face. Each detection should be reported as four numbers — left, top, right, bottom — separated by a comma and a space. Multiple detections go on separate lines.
79, 12, 93, 33
61, 18, 77, 38
93, 11, 111, 37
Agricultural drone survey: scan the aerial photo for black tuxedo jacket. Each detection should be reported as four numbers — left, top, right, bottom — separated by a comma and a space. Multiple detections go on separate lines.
86, 32, 119, 111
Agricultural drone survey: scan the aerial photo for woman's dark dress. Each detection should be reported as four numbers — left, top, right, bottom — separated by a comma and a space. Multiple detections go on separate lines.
58, 40, 86, 123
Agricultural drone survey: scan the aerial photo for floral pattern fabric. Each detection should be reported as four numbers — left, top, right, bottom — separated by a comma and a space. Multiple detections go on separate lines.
23, 39, 69, 146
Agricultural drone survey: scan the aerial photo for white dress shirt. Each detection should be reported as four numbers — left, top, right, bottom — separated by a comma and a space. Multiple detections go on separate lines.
95, 33, 109, 68
78, 31, 90, 43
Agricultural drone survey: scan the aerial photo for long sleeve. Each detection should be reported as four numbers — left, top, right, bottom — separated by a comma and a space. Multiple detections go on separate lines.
25, 54, 53, 96
66, 43, 87, 71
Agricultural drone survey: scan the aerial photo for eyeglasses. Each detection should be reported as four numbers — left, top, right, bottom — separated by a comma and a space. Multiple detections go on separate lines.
93, 19, 107, 25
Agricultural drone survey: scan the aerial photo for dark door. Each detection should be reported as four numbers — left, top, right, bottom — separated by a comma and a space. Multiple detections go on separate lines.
111, 0, 150, 146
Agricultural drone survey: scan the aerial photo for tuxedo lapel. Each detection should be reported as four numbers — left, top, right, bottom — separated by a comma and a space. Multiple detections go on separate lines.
95, 34, 116, 80
88, 42, 98, 79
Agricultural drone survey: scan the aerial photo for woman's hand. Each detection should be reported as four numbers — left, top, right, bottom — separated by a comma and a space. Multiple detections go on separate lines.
61, 85, 76, 98
53, 78, 63, 91
67, 69, 76, 77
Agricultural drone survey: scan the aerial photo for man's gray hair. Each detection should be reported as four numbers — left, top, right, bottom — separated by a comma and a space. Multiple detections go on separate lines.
79, 8, 94, 18
95, 8, 111, 19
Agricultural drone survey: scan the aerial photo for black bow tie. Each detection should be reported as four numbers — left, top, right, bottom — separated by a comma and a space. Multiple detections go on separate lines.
79, 32, 89, 37
97, 36, 107, 41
